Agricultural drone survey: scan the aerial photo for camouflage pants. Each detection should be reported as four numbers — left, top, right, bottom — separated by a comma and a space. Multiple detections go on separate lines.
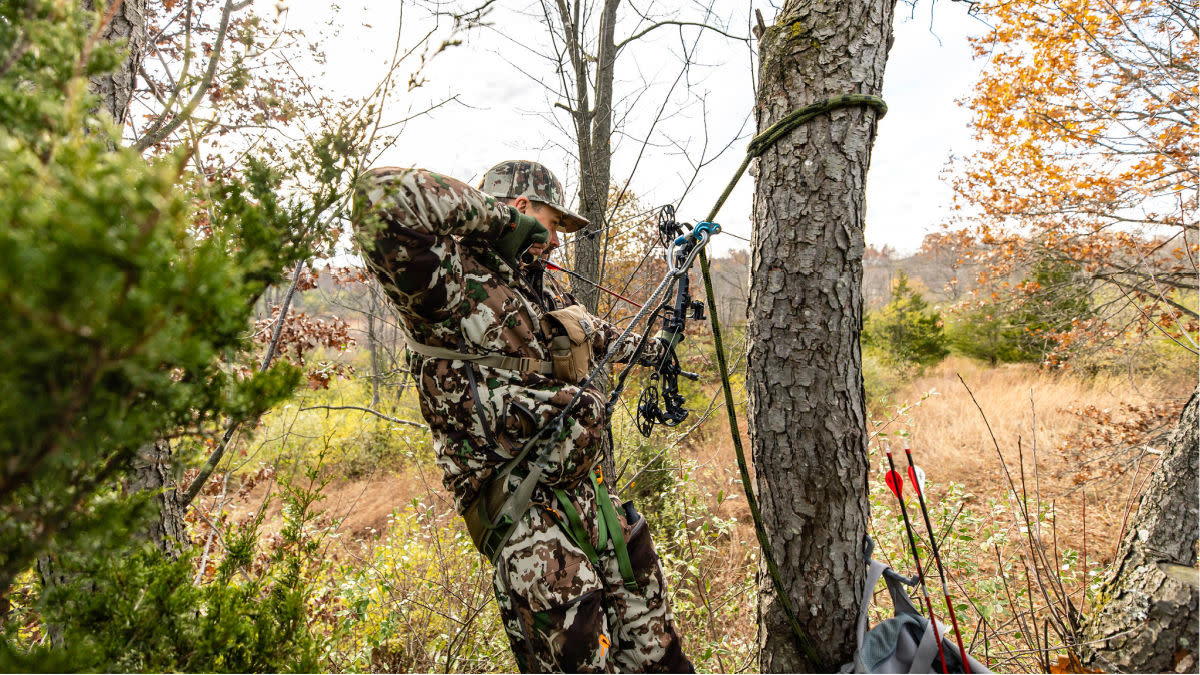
492, 479, 692, 673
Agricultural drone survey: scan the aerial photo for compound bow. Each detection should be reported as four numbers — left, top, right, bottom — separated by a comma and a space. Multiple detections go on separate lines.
634, 206, 718, 437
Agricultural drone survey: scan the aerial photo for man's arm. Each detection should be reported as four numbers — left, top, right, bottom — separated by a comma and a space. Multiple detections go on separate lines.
590, 314, 668, 367
352, 168, 521, 320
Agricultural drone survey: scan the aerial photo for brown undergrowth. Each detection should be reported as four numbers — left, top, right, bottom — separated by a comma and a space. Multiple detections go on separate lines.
198, 351, 1191, 673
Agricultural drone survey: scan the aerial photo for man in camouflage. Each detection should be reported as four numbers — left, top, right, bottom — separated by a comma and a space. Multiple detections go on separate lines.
354, 160, 692, 673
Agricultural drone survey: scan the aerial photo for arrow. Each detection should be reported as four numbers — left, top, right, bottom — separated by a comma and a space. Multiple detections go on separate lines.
908, 464, 926, 496
885, 442, 949, 674
905, 444, 971, 673
545, 261, 644, 308
886, 469, 905, 500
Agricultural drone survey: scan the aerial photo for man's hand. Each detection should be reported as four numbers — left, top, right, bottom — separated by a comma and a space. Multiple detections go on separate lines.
654, 330, 684, 351
495, 209, 549, 263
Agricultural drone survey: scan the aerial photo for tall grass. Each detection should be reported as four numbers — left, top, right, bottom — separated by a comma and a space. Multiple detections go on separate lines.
179, 334, 1191, 672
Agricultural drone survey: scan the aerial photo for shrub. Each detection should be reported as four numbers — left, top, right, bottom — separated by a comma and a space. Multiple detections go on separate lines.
946, 308, 1033, 365
0, 469, 331, 672
948, 259, 1094, 366
864, 271, 950, 369
0, 0, 328, 595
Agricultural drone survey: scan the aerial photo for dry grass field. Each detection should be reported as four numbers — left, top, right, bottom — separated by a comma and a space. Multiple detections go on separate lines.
206, 351, 1193, 672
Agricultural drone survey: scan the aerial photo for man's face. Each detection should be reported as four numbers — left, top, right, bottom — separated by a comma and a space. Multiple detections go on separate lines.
515, 197, 562, 259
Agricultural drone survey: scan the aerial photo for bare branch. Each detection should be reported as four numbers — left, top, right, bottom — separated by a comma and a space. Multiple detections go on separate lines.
179, 261, 305, 509
135, 0, 241, 152
298, 405, 428, 429
615, 19, 748, 52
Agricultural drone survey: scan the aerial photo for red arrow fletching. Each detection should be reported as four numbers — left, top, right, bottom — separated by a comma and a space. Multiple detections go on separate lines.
885, 470, 904, 498
908, 465, 926, 496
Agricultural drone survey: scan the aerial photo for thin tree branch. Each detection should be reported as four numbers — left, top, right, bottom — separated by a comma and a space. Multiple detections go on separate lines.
615, 19, 748, 51
178, 262, 305, 508
298, 405, 428, 429
135, 0, 240, 151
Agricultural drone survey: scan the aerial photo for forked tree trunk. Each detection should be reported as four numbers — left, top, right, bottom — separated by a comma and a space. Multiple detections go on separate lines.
1082, 388, 1198, 673
560, 0, 619, 315
748, 0, 895, 670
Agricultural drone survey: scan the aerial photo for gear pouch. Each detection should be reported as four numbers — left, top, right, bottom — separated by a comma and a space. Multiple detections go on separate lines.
540, 304, 594, 383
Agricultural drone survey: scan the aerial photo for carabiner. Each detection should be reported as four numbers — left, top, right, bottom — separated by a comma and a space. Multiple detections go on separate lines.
672, 221, 722, 247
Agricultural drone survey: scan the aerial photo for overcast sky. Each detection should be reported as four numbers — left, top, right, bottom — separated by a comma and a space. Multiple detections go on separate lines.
284, 1, 992, 256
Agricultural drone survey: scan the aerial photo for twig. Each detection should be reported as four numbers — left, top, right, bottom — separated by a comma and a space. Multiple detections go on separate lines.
179, 262, 305, 508
135, 0, 242, 151
298, 405, 428, 429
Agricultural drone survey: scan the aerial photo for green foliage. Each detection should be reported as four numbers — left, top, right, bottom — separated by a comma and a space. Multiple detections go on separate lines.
329, 501, 513, 673
0, 467, 330, 672
251, 356, 432, 479
862, 344, 903, 405
948, 259, 1093, 365
864, 271, 950, 369
615, 416, 675, 523
649, 459, 758, 673
1014, 259, 1093, 356
946, 308, 1032, 365
0, 0, 363, 596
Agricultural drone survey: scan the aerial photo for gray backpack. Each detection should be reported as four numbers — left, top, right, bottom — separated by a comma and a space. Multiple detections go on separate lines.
842, 552, 992, 674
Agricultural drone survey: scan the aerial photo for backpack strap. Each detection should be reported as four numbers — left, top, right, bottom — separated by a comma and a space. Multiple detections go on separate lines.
851, 537, 923, 673
406, 336, 555, 375
551, 487, 602, 569
852, 557, 891, 673
910, 617, 951, 674
592, 469, 639, 592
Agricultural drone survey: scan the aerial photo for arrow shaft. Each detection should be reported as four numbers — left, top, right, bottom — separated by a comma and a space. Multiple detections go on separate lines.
905, 447, 971, 673
545, 261, 644, 308
887, 449, 949, 674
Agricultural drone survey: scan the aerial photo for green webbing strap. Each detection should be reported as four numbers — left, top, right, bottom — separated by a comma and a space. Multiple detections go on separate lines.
695, 93, 887, 668
550, 474, 638, 593
591, 471, 638, 592
552, 488, 601, 569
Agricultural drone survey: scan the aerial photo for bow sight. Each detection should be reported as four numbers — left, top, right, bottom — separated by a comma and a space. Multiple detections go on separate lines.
635, 206, 709, 437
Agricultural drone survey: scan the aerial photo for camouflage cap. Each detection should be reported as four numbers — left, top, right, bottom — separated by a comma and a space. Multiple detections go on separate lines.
479, 160, 589, 233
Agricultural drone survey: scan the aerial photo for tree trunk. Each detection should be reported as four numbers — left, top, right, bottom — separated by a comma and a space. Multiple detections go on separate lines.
1082, 388, 1198, 673
748, 1, 894, 671
86, 0, 188, 554
83, 0, 146, 127
127, 439, 188, 557
552, 0, 619, 481
562, 0, 619, 314
78, 0, 187, 554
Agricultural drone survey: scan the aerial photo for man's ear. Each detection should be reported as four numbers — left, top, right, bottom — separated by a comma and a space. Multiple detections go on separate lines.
512, 196, 529, 214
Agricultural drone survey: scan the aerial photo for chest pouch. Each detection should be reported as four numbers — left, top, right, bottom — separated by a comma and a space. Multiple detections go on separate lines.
540, 304, 595, 384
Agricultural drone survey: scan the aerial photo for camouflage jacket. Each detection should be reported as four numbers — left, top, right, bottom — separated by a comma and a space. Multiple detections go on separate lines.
355, 168, 662, 512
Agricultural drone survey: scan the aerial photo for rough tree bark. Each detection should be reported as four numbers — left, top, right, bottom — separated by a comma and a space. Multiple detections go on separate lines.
37, 6, 173, 633
127, 439, 188, 557
83, 0, 146, 128
84, 0, 189, 554
1082, 388, 1198, 673
748, 0, 894, 671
